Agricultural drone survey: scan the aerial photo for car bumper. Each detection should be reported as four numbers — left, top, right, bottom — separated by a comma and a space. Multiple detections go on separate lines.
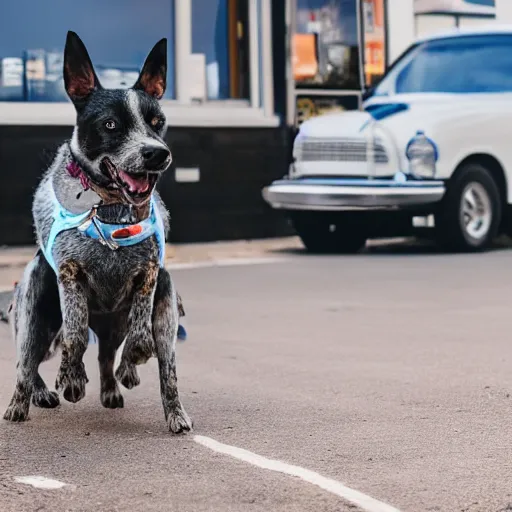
262, 177, 446, 211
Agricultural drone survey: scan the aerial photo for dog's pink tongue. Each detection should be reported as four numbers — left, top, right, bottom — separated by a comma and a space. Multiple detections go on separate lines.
118, 170, 149, 193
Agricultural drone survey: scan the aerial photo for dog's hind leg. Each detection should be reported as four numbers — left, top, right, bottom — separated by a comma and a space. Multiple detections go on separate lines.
115, 262, 158, 389
91, 312, 128, 409
153, 268, 192, 433
32, 373, 60, 408
115, 360, 141, 390
115, 287, 187, 390
3, 253, 62, 422
33, 329, 63, 409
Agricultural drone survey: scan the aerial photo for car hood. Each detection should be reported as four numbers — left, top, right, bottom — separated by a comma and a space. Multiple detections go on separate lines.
299, 92, 512, 139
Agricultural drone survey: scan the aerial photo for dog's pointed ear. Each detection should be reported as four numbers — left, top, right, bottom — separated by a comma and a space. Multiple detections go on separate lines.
63, 31, 101, 103
133, 38, 167, 100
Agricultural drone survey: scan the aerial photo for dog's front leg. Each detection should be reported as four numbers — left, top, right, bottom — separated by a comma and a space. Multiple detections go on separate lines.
116, 262, 158, 389
153, 267, 192, 433
55, 260, 90, 403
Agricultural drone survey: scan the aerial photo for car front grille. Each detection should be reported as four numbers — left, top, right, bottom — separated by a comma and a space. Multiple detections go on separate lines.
294, 137, 389, 164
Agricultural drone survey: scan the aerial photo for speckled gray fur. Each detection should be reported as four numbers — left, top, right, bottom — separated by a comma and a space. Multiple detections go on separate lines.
3, 32, 192, 433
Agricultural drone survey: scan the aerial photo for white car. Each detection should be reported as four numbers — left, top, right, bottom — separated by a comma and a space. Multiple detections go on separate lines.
263, 26, 512, 253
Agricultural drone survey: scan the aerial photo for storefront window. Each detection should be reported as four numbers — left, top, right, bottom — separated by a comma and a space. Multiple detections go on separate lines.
0, 0, 176, 102
293, 0, 361, 90
192, 0, 250, 100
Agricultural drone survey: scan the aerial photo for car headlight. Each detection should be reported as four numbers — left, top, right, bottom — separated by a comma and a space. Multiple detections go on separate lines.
405, 130, 438, 179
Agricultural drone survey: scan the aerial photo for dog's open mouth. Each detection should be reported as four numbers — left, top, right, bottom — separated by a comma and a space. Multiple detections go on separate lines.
101, 158, 158, 204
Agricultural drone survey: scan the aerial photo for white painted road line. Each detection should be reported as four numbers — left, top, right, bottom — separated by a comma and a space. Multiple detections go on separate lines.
194, 436, 401, 512
14, 476, 68, 490
168, 257, 288, 270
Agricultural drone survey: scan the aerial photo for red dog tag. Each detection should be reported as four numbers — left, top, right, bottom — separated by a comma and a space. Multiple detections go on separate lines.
112, 224, 143, 239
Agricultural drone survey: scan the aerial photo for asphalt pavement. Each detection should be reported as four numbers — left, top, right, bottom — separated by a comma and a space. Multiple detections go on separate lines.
2, 243, 512, 512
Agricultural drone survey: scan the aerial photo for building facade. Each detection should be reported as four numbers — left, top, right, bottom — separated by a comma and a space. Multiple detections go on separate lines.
5, 0, 507, 245
0, 1, 292, 245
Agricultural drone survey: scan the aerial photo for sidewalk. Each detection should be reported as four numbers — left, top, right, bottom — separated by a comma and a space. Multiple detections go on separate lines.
0, 237, 303, 269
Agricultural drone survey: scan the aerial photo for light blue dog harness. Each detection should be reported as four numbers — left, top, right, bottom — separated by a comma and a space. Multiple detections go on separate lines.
40, 166, 187, 341
41, 188, 166, 273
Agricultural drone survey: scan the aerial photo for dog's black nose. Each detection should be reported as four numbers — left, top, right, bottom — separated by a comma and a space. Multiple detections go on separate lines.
142, 146, 171, 170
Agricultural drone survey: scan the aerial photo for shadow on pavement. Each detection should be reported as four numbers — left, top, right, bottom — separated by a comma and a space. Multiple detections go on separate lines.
269, 236, 512, 258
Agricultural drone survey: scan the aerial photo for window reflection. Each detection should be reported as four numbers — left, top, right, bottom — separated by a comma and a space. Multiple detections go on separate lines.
192, 0, 250, 100
0, 0, 176, 101
293, 0, 361, 90
395, 36, 512, 94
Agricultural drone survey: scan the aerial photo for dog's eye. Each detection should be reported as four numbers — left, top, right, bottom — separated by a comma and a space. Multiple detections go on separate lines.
105, 120, 116, 130
150, 117, 164, 130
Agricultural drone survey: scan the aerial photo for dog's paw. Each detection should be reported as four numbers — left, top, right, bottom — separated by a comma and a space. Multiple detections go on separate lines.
167, 405, 193, 434
32, 389, 60, 409
101, 386, 124, 409
55, 362, 88, 403
3, 398, 30, 422
115, 362, 141, 390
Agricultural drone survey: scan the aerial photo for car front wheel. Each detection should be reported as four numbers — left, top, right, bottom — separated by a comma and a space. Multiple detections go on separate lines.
291, 213, 368, 254
436, 163, 501, 252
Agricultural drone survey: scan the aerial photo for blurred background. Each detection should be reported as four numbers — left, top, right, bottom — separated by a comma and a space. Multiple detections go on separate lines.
0, 0, 506, 246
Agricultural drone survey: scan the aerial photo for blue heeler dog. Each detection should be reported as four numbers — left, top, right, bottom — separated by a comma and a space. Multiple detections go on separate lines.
3, 32, 192, 433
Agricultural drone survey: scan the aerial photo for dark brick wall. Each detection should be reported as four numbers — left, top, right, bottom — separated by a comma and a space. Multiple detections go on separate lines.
0, 124, 292, 246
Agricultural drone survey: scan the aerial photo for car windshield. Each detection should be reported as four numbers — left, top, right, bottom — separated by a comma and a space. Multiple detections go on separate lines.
373, 34, 512, 95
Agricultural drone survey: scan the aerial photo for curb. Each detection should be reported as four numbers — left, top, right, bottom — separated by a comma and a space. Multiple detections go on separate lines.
0, 237, 304, 269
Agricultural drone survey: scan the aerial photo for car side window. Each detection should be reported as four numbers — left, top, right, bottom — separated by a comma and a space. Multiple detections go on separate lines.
395, 35, 512, 94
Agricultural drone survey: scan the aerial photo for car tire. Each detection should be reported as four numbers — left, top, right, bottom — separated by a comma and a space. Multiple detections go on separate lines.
291, 213, 367, 254
435, 163, 501, 252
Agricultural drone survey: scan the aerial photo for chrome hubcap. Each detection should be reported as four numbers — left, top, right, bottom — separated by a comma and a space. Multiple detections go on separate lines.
460, 182, 492, 241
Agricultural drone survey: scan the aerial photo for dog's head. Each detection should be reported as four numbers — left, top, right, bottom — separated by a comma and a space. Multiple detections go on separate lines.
64, 31, 171, 206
